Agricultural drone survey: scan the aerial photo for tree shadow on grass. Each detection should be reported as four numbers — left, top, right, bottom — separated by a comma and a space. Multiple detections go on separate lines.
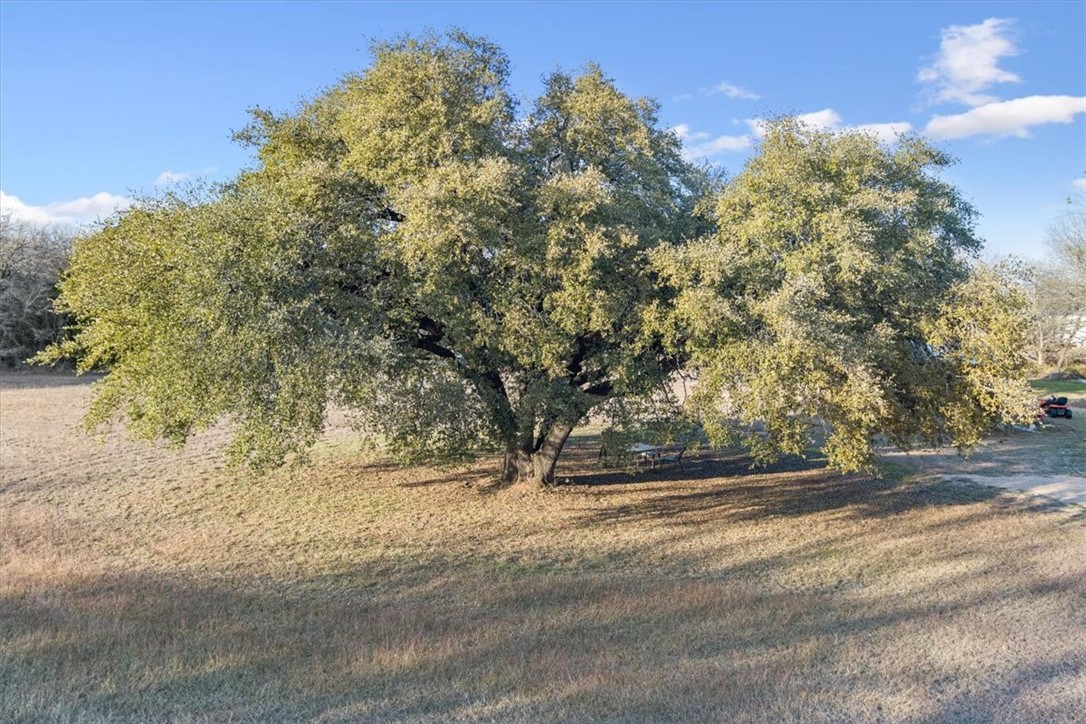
0, 368, 101, 390
395, 467, 496, 489
558, 445, 1034, 528
398, 448, 819, 491
4, 542, 1083, 723
562, 448, 824, 488
326, 458, 495, 490
1064, 506, 1086, 524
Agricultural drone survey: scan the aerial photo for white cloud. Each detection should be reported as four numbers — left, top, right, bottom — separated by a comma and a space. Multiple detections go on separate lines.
707, 81, 761, 100
677, 109, 913, 160
154, 170, 190, 185
0, 190, 132, 227
795, 109, 844, 132
675, 123, 753, 159
925, 95, 1086, 139
672, 124, 709, 142
745, 109, 843, 138
1073, 178, 1086, 193
744, 118, 769, 137
1, 191, 58, 226
683, 134, 754, 159
852, 121, 914, 143
745, 109, 909, 142
918, 18, 1021, 107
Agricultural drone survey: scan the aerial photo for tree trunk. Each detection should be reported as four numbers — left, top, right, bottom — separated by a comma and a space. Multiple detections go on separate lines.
1055, 347, 1069, 373
500, 420, 576, 486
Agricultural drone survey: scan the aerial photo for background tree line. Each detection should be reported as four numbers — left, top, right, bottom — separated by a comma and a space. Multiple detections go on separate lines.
0, 213, 72, 366
1018, 209, 1086, 375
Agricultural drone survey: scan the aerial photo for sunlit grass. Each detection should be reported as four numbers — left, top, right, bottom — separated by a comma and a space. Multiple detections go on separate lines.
2, 370, 1084, 721
1029, 378, 1086, 398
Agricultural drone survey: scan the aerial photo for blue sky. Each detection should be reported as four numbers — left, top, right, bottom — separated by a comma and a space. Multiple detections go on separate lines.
1, 1, 1083, 260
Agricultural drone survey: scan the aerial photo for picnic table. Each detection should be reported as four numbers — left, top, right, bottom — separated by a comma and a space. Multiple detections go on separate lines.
629, 443, 686, 470
628, 443, 662, 465
597, 438, 686, 471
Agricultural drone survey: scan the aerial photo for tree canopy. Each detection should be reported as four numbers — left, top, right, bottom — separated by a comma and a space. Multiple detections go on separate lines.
657, 121, 1032, 469
41, 31, 1033, 484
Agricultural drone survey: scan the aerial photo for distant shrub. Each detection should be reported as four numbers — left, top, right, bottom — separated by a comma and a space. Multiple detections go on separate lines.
1043, 365, 1086, 381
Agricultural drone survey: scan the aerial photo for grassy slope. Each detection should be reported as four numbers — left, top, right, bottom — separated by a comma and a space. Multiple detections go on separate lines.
1029, 379, 1086, 400
2, 370, 1084, 722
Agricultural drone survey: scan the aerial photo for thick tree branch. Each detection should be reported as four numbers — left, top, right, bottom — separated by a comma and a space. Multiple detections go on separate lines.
565, 331, 602, 379
410, 316, 456, 359
411, 334, 456, 360
376, 207, 405, 223
407, 316, 519, 441
581, 380, 613, 397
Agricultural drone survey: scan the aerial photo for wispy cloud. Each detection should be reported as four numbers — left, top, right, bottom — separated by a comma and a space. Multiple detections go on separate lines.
925, 95, 1086, 139
154, 170, 191, 186
1073, 178, 1086, 193
744, 109, 911, 143
706, 81, 761, 100
676, 80, 761, 102
673, 124, 752, 159
918, 18, 1021, 107
852, 121, 914, 144
675, 109, 911, 160
0, 190, 132, 227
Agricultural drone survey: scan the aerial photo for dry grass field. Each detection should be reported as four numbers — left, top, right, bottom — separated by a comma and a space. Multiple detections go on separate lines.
2, 370, 1085, 722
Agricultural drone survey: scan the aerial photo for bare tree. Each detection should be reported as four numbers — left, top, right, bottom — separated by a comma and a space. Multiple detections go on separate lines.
1025, 210, 1086, 373
0, 213, 72, 365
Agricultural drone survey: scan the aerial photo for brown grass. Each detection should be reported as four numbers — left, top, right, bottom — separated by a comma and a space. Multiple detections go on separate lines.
2, 369, 1085, 722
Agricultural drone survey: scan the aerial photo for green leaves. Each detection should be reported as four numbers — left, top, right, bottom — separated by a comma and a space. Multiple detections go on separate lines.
340, 30, 513, 187
41, 35, 1032, 480
666, 120, 1031, 470
44, 31, 702, 476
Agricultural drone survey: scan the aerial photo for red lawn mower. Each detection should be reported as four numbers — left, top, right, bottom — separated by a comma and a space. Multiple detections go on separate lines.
1039, 396, 1073, 419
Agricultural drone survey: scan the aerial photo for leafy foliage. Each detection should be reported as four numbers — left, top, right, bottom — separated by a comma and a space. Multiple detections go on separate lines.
658, 121, 1033, 470
41, 34, 1033, 482
42, 31, 709, 482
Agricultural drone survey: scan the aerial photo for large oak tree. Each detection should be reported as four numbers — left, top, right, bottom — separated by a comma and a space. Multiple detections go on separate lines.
42, 32, 1032, 484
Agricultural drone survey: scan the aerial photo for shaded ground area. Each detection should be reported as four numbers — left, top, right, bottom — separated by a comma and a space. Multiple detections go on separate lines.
2, 370, 1085, 722
880, 407, 1085, 509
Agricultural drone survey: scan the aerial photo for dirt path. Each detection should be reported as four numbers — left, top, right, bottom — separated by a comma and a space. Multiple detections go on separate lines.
941, 473, 1086, 507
